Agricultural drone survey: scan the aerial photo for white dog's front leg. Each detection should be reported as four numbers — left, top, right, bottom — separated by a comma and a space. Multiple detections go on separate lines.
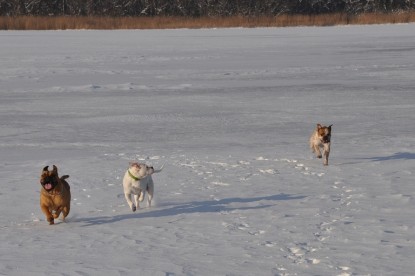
147, 180, 154, 208
139, 191, 145, 202
124, 193, 136, 212
134, 193, 140, 210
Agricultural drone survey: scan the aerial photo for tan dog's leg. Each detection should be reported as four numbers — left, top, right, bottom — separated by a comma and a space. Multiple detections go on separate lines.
323, 143, 330, 165
40, 204, 54, 225
310, 136, 322, 158
313, 144, 322, 158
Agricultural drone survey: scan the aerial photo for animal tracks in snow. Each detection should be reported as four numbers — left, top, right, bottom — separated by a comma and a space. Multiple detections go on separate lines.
222, 217, 266, 237
259, 168, 279, 175
122, 154, 357, 274
174, 155, 282, 190
283, 244, 321, 266
279, 158, 325, 177
270, 158, 358, 273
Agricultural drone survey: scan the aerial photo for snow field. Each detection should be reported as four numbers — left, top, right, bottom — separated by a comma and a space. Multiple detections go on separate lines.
1, 24, 415, 275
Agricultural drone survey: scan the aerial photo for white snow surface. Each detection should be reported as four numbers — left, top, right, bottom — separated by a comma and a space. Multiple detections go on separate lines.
1, 24, 415, 275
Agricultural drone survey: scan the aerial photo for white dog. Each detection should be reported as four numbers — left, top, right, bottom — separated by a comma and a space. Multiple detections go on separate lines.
122, 162, 163, 212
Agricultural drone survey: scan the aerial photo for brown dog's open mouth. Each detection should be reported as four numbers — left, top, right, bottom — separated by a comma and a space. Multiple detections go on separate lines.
43, 183, 53, 190
40, 176, 57, 191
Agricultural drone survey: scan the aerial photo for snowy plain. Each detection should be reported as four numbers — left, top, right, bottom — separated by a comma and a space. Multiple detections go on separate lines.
1, 24, 415, 276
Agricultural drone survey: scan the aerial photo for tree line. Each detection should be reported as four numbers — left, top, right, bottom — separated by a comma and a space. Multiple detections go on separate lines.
1, 0, 414, 17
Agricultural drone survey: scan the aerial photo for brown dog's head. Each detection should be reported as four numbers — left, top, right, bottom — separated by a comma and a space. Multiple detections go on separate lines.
317, 124, 332, 144
40, 165, 59, 192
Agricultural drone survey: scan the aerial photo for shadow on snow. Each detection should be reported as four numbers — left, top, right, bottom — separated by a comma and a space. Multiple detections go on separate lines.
361, 152, 415, 162
76, 193, 305, 227
338, 152, 415, 165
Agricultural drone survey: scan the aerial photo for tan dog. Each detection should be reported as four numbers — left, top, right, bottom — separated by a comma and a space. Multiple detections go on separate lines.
310, 123, 332, 166
39, 165, 71, 225
122, 162, 163, 212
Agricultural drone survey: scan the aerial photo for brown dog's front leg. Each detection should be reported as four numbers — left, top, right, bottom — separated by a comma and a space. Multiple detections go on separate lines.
62, 205, 70, 221
53, 208, 62, 219
40, 204, 54, 225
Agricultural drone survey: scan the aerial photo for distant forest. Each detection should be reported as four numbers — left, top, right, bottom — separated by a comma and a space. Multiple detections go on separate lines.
1, 0, 414, 17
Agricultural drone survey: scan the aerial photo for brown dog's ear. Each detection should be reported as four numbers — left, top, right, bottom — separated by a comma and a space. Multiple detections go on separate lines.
52, 165, 58, 174
43, 166, 49, 172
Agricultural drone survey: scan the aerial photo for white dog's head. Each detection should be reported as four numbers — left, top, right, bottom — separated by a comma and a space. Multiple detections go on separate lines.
129, 162, 154, 178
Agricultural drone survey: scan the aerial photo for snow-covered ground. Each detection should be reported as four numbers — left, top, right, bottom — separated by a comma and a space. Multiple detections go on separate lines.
1, 24, 414, 275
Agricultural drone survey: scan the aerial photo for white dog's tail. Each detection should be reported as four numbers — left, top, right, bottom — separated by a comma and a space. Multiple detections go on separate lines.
153, 163, 165, 173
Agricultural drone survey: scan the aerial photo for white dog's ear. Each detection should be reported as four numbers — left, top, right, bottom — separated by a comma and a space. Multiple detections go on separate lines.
129, 162, 140, 168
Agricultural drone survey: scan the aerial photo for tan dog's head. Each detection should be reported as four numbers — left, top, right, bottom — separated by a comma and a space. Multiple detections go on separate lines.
129, 162, 155, 178
316, 124, 332, 144
40, 165, 60, 192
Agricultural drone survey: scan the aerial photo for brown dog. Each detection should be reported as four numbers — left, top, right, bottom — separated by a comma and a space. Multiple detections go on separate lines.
309, 123, 332, 166
39, 165, 71, 225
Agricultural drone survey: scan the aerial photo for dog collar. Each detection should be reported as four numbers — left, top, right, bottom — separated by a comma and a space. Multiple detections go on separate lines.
128, 170, 141, 181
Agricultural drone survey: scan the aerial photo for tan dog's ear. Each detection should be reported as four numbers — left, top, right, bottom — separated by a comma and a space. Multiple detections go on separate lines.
43, 166, 49, 172
52, 165, 58, 175
317, 123, 322, 129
